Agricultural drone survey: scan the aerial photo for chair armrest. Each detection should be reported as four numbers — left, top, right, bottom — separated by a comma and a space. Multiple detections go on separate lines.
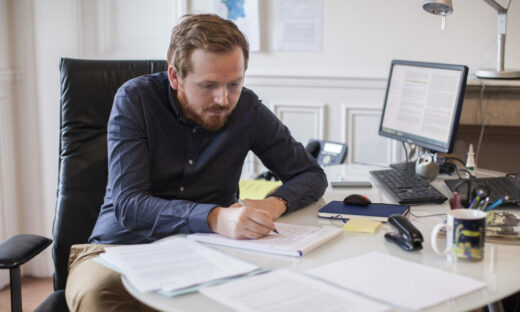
0, 234, 52, 268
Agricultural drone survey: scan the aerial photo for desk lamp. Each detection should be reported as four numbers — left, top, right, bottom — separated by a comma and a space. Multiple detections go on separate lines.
423, 0, 520, 79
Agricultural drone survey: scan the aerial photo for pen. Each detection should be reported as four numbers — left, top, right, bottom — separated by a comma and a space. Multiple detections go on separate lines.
478, 197, 489, 211
469, 191, 483, 209
452, 192, 458, 209
485, 196, 509, 212
238, 199, 279, 234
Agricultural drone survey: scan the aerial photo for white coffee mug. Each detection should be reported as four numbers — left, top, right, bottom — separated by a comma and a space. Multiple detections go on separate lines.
431, 209, 486, 261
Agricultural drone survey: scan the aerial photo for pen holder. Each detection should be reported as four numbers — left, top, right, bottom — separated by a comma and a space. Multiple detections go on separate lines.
449, 198, 456, 210
449, 198, 467, 210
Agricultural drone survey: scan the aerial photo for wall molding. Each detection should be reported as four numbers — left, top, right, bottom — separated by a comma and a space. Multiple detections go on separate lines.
177, 0, 188, 19
341, 104, 397, 165
245, 74, 387, 90
271, 101, 326, 141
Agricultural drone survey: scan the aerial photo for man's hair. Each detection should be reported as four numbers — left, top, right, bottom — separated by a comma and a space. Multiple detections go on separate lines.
167, 14, 249, 79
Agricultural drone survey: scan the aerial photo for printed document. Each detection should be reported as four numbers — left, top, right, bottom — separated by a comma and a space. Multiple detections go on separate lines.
200, 269, 389, 312
307, 251, 486, 310
273, 0, 323, 51
188, 222, 342, 257
98, 238, 259, 293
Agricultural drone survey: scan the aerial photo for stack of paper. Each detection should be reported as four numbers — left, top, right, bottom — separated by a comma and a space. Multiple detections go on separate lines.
306, 252, 486, 310
200, 269, 389, 312
97, 238, 261, 295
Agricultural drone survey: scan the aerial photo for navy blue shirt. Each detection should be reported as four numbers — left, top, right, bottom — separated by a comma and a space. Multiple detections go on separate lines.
89, 72, 327, 244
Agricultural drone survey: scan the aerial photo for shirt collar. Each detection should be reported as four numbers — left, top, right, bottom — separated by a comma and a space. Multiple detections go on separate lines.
168, 86, 198, 128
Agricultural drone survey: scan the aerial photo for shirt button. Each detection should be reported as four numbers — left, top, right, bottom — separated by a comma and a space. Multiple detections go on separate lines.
193, 128, 197, 133
188, 159, 193, 165
179, 186, 185, 192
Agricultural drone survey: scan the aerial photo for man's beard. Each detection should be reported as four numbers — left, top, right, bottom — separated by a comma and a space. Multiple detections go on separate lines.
177, 89, 232, 131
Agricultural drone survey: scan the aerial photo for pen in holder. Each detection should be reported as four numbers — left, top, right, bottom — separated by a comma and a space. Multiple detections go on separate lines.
450, 192, 461, 209
451, 178, 489, 209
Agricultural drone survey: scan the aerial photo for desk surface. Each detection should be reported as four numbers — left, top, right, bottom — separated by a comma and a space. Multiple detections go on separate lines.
124, 164, 520, 312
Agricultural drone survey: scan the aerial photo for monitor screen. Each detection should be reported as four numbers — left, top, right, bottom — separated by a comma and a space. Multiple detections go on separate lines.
378, 60, 468, 154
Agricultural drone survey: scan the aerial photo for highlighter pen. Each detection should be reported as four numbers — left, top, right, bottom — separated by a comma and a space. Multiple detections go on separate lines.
485, 196, 509, 212
238, 199, 279, 234
470, 191, 483, 209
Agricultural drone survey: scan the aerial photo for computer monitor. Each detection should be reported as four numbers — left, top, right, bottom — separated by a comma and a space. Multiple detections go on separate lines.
379, 60, 468, 155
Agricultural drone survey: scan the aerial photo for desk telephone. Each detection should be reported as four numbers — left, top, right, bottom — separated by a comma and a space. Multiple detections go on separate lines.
307, 140, 348, 167
257, 140, 348, 181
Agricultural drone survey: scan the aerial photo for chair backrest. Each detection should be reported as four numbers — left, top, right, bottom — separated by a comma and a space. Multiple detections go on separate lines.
54, 58, 168, 290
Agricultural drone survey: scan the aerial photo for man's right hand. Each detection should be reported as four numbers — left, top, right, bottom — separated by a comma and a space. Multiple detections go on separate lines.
207, 204, 276, 240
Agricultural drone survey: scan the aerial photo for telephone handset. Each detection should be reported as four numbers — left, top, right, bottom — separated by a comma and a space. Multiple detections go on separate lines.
307, 140, 348, 166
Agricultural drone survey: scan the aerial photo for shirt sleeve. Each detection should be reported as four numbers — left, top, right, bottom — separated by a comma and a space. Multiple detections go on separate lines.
107, 86, 214, 240
249, 101, 328, 213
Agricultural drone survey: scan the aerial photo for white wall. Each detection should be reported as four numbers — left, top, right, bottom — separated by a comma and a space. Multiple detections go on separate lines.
2, 0, 519, 278
246, 0, 520, 78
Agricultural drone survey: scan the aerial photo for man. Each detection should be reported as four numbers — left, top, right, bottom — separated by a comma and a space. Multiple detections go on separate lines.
65, 14, 327, 311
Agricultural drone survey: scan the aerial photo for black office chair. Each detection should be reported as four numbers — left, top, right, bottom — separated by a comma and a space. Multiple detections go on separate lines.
0, 234, 52, 312
35, 58, 168, 311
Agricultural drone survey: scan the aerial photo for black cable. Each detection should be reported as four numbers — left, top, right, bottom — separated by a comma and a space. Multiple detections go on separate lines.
402, 141, 409, 164
409, 211, 446, 218
443, 156, 466, 167
454, 167, 476, 180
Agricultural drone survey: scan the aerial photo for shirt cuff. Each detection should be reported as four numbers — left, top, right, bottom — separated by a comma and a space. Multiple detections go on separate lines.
187, 203, 216, 233
269, 190, 294, 214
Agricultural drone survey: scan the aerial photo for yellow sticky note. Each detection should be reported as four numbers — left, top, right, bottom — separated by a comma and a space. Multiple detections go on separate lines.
343, 219, 381, 234
239, 179, 282, 200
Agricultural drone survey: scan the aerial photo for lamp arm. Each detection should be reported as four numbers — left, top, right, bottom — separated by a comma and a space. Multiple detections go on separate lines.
483, 0, 508, 72
482, 0, 507, 13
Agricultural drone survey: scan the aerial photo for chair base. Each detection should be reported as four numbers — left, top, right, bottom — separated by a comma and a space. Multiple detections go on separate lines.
9, 266, 21, 312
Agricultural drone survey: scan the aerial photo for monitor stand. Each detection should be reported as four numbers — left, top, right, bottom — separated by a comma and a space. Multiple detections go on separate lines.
389, 161, 416, 173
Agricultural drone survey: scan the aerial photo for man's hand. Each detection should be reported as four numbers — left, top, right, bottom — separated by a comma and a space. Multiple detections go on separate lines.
207, 204, 276, 240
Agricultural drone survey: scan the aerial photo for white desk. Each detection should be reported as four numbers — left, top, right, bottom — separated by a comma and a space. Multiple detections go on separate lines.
124, 164, 520, 312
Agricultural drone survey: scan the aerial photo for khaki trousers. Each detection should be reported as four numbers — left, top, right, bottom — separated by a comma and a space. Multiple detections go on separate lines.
65, 244, 160, 312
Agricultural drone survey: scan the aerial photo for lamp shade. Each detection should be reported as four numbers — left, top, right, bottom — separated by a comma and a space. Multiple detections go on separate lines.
423, 0, 453, 15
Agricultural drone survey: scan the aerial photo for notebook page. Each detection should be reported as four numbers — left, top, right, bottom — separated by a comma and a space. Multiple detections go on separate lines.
188, 223, 342, 257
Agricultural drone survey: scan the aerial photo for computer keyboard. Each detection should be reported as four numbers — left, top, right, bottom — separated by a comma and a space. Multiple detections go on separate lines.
370, 169, 447, 205
445, 176, 520, 207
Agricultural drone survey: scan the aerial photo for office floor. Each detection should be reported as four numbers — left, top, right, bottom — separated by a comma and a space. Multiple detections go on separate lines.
0, 276, 53, 311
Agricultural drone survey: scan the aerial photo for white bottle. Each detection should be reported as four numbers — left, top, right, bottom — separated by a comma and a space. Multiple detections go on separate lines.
466, 144, 476, 174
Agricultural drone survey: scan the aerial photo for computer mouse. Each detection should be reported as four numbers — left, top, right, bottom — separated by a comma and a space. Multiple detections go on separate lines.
343, 194, 371, 206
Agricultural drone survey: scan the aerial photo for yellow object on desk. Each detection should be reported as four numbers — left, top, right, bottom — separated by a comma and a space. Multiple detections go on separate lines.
343, 219, 381, 234
239, 179, 282, 200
